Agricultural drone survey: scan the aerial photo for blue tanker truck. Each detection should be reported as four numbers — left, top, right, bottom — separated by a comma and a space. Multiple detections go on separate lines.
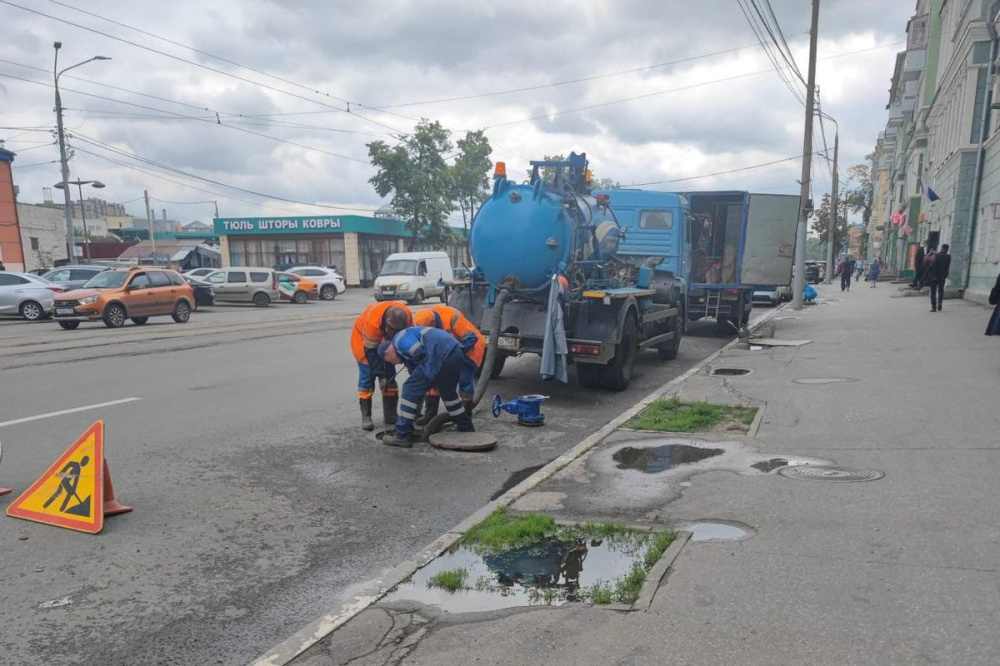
452, 153, 798, 392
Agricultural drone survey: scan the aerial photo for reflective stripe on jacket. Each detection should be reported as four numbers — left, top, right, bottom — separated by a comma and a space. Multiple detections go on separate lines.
413, 304, 485, 366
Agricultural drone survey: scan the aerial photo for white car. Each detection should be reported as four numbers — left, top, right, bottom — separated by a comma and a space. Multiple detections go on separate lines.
0, 271, 61, 321
752, 285, 791, 307
183, 268, 217, 279
289, 266, 346, 301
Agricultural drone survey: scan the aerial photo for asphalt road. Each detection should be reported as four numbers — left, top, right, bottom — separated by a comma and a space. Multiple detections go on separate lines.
0, 290, 763, 665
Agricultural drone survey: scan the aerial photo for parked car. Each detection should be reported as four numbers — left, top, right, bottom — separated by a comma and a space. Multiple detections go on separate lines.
804, 262, 822, 284
288, 266, 346, 301
42, 265, 110, 291
0, 272, 62, 321
183, 267, 218, 280
202, 267, 281, 307
276, 272, 318, 304
752, 285, 791, 306
373, 251, 453, 304
184, 276, 216, 306
52, 267, 195, 329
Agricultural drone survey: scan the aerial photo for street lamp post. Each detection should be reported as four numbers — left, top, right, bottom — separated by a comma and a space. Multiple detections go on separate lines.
53, 42, 110, 264
55, 179, 106, 264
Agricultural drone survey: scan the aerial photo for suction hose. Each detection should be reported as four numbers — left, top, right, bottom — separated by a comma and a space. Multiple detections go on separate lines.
420, 287, 511, 440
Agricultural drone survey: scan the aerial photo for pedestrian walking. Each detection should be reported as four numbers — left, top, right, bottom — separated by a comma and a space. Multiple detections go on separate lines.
868, 257, 881, 288
911, 241, 927, 289
931, 244, 951, 311
379, 326, 477, 448
350, 302, 412, 431
923, 245, 940, 312
986, 273, 1000, 336
839, 256, 856, 292
855, 260, 865, 282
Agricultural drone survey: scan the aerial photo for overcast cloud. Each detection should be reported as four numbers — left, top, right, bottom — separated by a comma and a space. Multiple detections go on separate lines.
0, 0, 914, 225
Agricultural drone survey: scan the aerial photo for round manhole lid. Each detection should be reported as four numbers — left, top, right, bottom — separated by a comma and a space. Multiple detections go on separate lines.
429, 431, 497, 452
779, 465, 884, 482
712, 368, 751, 376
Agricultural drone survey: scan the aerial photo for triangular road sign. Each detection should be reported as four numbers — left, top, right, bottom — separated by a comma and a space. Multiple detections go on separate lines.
7, 421, 108, 533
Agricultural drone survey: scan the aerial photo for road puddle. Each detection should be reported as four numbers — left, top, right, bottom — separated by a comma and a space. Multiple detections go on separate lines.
750, 458, 789, 473
689, 523, 748, 542
613, 444, 724, 473
382, 534, 651, 613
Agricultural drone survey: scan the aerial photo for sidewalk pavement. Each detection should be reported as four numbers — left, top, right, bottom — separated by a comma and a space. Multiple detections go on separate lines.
285, 283, 1000, 666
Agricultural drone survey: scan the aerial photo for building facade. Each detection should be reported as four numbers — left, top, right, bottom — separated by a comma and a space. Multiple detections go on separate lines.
0, 148, 25, 270
16, 203, 69, 271
875, 0, 1000, 302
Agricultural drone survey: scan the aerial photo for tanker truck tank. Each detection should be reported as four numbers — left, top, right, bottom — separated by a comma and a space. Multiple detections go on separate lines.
470, 155, 619, 292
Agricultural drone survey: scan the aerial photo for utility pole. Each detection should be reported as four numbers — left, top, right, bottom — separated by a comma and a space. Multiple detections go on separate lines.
52, 43, 109, 266
791, 0, 821, 310
53, 43, 75, 265
144, 189, 157, 264
825, 132, 839, 284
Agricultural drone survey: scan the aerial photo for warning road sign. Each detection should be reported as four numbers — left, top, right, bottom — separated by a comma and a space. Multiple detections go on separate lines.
7, 421, 111, 533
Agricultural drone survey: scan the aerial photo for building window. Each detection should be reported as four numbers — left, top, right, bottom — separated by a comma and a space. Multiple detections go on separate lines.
30, 236, 39, 250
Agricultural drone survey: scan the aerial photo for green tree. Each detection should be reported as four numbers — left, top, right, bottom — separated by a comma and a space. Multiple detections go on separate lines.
450, 129, 493, 263
368, 119, 455, 251
843, 152, 875, 227
531, 155, 620, 189
810, 192, 848, 254
592, 177, 623, 190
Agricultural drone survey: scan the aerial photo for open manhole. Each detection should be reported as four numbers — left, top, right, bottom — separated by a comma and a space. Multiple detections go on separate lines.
712, 368, 751, 376
778, 465, 884, 483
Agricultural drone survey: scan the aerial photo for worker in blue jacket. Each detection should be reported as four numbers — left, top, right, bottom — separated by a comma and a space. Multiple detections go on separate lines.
378, 326, 475, 447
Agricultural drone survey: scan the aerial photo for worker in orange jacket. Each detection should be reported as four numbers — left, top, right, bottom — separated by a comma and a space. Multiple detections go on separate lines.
412, 304, 485, 423
351, 302, 412, 431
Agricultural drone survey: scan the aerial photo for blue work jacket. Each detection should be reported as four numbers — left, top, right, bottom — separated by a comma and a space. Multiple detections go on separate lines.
391, 326, 461, 379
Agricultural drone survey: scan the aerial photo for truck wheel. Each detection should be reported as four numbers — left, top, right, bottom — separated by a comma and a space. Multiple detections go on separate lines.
576, 362, 603, 389
658, 315, 683, 361
601, 313, 638, 391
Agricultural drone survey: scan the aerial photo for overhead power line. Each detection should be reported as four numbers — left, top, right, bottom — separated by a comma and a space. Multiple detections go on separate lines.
628, 152, 821, 187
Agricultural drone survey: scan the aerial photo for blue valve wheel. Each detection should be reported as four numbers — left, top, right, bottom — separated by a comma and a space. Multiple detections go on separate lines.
492, 394, 503, 418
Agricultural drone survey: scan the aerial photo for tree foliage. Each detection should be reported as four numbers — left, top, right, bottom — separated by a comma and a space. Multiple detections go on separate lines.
450, 129, 493, 263
368, 119, 455, 250
810, 192, 849, 254
532, 154, 620, 189
843, 152, 875, 227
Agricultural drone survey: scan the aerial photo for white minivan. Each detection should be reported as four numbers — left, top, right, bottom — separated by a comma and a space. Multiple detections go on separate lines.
373, 251, 453, 304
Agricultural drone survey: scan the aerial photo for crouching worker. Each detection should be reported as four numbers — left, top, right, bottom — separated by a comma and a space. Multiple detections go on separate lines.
412, 305, 485, 424
351, 303, 412, 431
379, 326, 476, 448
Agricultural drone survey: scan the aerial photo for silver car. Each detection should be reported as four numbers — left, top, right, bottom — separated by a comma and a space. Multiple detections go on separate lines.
0, 271, 60, 321
42, 265, 110, 291
289, 266, 346, 301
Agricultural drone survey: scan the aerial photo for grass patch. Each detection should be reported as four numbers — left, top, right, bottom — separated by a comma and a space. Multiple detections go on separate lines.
614, 562, 648, 605
586, 581, 614, 605
463, 507, 557, 552
427, 568, 468, 592
627, 397, 757, 433
643, 529, 676, 569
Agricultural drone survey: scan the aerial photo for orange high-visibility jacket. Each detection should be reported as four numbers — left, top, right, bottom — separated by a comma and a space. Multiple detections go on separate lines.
351, 301, 413, 363
413, 304, 485, 366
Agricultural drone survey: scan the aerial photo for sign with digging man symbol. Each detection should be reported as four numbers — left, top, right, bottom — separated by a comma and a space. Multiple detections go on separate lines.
6, 421, 127, 534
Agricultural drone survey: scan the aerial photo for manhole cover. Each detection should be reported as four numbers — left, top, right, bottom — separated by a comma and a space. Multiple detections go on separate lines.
778, 465, 884, 482
792, 377, 858, 385
712, 368, 750, 376
428, 431, 497, 452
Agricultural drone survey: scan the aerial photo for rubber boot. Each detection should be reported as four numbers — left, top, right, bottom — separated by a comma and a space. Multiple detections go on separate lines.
458, 397, 476, 432
416, 395, 440, 426
360, 397, 374, 431
381, 431, 414, 448
382, 394, 399, 434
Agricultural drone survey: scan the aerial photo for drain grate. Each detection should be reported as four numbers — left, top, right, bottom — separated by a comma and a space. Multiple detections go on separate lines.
712, 368, 751, 376
778, 465, 884, 483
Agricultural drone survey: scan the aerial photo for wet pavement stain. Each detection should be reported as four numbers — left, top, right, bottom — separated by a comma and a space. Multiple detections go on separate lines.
712, 368, 751, 376
381, 535, 649, 614
613, 444, 724, 474
689, 523, 749, 542
491, 462, 551, 501
751, 458, 789, 473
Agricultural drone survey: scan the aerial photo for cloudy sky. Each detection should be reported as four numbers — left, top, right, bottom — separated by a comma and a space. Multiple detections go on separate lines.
0, 0, 914, 226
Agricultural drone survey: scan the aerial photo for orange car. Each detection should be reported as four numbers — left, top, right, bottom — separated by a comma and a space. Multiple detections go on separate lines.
52, 267, 196, 330
277, 272, 319, 304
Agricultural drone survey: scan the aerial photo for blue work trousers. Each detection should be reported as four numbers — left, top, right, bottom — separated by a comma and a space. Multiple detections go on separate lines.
396, 348, 473, 437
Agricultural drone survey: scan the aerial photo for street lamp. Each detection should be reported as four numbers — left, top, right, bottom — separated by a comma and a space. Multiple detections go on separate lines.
53, 42, 110, 264
55, 179, 106, 264
815, 109, 840, 285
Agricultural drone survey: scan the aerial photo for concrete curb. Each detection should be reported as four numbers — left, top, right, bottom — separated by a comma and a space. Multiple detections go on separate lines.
634, 530, 692, 612
251, 305, 786, 666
